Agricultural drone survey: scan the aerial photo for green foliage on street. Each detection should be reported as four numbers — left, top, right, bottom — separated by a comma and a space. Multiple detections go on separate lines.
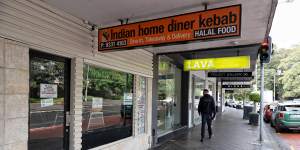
257, 45, 300, 99
231, 89, 251, 101
249, 91, 260, 103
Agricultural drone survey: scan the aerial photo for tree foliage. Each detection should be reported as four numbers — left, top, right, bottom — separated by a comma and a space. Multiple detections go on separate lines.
83, 64, 133, 100
257, 45, 300, 99
249, 91, 260, 103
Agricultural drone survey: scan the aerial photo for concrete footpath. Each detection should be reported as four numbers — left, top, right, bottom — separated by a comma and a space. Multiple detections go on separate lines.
153, 108, 290, 150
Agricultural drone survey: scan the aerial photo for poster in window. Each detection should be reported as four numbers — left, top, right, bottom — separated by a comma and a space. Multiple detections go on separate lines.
41, 98, 54, 107
92, 97, 103, 109
40, 84, 58, 98
123, 93, 133, 105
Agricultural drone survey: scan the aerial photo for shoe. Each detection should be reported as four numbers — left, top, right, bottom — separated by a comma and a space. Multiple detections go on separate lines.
209, 135, 212, 139
200, 138, 203, 142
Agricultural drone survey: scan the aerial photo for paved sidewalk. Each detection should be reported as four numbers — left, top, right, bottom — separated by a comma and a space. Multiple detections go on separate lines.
153, 108, 290, 150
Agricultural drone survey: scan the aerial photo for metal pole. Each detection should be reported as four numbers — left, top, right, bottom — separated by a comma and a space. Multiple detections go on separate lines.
84, 65, 90, 102
256, 63, 258, 91
259, 62, 264, 142
273, 73, 276, 101
220, 80, 223, 113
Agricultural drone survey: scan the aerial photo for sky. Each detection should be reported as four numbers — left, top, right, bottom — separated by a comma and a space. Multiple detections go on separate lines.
270, 0, 300, 48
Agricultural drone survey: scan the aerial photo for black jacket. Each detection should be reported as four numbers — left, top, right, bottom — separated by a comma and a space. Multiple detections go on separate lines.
198, 94, 216, 115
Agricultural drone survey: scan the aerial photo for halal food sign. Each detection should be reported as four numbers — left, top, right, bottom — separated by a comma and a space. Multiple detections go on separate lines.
98, 5, 241, 51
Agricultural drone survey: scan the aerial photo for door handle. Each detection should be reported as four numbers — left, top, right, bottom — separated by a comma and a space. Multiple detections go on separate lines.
66, 111, 71, 127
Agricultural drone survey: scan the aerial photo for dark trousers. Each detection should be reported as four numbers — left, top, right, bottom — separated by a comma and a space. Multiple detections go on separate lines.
201, 113, 212, 139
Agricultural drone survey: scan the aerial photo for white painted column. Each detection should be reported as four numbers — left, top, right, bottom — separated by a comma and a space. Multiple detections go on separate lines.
204, 71, 209, 89
70, 58, 84, 150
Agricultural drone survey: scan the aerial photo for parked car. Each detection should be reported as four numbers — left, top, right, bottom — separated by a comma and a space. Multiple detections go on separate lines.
232, 101, 237, 108
263, 104, 274, 123
236, 101, 243, 109
226, 99, 234, 107
270, 101, 300, 132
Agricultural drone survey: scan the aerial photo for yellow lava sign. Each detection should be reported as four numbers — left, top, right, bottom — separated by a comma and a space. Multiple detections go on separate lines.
184, 56, 250, 71
98, 5, 241, 51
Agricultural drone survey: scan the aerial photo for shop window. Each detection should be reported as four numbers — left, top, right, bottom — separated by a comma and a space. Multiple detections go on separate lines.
193, 77, 205, 125
157, 56, 182, 135
82, 64, 134, 149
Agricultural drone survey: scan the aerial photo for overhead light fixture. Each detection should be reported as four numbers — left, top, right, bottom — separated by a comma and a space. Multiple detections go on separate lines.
230, 41, 239, 45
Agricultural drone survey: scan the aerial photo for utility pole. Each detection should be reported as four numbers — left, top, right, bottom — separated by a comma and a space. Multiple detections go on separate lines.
258, 36, 271, 142
273, 73, 276, 101
259, 62, 264, 142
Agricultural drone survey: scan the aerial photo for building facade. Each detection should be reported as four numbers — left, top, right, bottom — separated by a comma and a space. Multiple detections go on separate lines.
0, 1, 153, 150
0, 0, 277, 149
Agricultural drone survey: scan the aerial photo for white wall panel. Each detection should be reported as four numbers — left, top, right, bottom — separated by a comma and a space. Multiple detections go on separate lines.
0, 0, 153, 77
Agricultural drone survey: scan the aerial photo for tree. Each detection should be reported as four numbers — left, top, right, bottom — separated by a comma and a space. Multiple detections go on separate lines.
280, 62, 300, 98
255, 44, 300, 100
277, 45, 300, 99
249, 91, 260, 112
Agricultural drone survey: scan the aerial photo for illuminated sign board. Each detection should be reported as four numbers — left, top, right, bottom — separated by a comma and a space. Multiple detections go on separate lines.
98, 5, 241, 51
208, 72, 252, 77
184, 56, 250, 71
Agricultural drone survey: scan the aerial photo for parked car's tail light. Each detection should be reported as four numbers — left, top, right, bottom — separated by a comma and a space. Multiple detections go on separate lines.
278, 113, 284, 119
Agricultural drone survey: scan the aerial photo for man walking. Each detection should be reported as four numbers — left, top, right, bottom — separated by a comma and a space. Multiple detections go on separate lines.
198, 89, 216, 142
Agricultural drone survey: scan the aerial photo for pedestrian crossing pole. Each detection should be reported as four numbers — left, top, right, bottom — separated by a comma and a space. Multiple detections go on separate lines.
259, 36, 271, 142
259, 61, 264, 142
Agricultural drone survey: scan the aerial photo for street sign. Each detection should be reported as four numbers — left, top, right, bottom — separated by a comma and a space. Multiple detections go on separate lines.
208, 72, 252, 77
184, 56, 250, 71
98, 5, 241, 51
221, 76, 254, 82
222, 85, 251, 88
225, 90, 234, 93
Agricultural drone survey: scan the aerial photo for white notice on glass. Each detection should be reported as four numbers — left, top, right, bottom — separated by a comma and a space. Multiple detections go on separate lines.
92, 97, 103, 109
40, 84, 58, 98
41, 98, 54, 107
123, 93, 133, 105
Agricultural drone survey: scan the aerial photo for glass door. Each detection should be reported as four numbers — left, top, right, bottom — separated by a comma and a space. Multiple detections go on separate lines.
29, 51, 70, 150
157, 56, 182, 135
192, 76, 205, 126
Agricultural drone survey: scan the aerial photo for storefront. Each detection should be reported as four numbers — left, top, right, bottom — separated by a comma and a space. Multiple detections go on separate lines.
0, 1, 153, 150
150, 54, 190, 145
0, 0, 276, 149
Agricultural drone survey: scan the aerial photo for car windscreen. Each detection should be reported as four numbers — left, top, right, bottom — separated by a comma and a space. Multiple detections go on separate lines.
285, 105, 300, 111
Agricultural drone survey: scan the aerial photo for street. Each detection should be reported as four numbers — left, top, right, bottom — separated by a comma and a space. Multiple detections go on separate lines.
279, 132, 300, 150
265, 123, 300, 150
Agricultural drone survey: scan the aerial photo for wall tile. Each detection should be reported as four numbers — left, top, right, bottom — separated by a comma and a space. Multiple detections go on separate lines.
3, 141, 27, 150
0, 69, 4, 96
4, 40, 29, 70
0, 119, 4, 146
4, 69, 29, 95
0, 95, 4, 120
4, 95, 28, 119
4, 118, 28, 144
0, 38, 4, 68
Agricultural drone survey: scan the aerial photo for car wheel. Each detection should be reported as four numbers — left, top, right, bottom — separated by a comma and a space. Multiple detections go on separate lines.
270, 121, 275, 128
275, 123, 282, 133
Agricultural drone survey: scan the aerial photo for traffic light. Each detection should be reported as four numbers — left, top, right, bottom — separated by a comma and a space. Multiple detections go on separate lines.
259, 36, 272, 63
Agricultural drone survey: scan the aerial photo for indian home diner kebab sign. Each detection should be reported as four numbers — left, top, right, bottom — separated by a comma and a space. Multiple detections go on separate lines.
98, 5, 241, 51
